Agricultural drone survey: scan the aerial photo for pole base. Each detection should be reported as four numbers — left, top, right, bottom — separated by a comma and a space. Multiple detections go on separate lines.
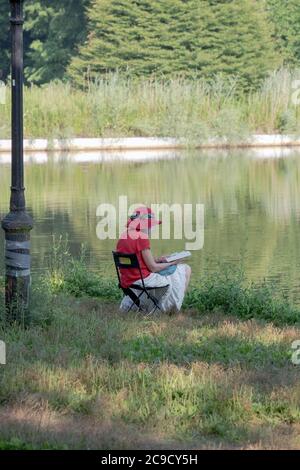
2, 210, 33, 324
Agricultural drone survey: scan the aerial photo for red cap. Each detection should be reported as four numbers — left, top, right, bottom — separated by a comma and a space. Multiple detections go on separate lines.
127, 206, 162, 231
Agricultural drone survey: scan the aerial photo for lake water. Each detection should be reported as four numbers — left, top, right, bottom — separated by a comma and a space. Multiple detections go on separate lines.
1, 147, 300, 302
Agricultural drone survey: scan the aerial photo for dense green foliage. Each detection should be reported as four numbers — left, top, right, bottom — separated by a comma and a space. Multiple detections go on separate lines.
0, 0, 89, 84
0, 0, 300, 89
24, 0, 90, 83
0, 1, 10, 80
267, 0, 300, 64
69, 0, 279, 90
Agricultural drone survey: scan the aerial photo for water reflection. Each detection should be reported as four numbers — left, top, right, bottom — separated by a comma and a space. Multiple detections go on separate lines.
0, 148, 300, 302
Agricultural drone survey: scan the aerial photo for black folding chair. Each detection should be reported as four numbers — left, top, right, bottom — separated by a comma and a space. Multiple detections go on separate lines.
112, 251, 169, 315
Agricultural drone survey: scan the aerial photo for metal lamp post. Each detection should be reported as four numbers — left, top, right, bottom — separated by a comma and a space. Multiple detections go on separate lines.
2, 0, 33, 324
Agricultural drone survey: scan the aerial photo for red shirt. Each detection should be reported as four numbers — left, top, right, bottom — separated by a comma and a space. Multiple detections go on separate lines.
116, 230, 151, 288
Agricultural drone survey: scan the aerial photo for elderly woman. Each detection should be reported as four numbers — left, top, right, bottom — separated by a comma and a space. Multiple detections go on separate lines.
116, 206, 191, 313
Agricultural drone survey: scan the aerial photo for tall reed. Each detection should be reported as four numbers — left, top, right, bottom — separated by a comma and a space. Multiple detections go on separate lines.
0, 69, 300, 141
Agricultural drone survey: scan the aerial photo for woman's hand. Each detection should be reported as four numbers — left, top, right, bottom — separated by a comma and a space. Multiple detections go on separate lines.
143, 249, 178, 273
156, 255, 167, 263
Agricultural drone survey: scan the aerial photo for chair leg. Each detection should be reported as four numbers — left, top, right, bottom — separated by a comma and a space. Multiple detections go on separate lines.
126, 290, 144, 313
148, 292, 165, 313
127, 286, 168, 315
131, 289, 158, 314
147, 304, 159, 316
143, 293, 164, 316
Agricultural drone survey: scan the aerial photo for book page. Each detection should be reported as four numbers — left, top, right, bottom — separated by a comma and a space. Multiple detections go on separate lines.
165, 251, 191, 263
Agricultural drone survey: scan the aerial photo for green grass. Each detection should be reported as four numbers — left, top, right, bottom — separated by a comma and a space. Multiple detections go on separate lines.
0, 438, 62, 450
1, 68, 299, 142
0, 292, 299, 449
0, 246, 300, 449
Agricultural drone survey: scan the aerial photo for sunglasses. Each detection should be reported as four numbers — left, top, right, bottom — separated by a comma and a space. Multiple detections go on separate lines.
130, 212, 154, 221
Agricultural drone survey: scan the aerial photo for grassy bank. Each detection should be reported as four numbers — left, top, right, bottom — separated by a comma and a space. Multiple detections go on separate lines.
0, 248, 300, 449
1, 69, 300, 142
0, 292, 300, 449
47, 246, 300, 327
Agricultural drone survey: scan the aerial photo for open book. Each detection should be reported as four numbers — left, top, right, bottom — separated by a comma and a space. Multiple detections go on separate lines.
165, 251, 191, 263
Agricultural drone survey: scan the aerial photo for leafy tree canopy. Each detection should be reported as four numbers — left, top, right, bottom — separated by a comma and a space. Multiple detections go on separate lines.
68, 0, 280, 90
24, 0, 90, 84
1, 0, 300, 90
0, 1, 10, 80
266, 0, 300, 65
0, 0, 89, 84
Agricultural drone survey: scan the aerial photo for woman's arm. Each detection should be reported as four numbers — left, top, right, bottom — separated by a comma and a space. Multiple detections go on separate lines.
142, 249, 179, 273
155, 255, 168, 263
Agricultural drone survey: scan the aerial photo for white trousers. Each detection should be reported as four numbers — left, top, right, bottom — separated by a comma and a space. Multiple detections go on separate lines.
120, 264, 188, 313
